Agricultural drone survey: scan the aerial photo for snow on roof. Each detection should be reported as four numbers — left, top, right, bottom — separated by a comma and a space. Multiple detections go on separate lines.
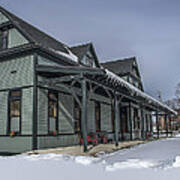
105, 69, 177, 115
49, 47, 79, 63
55, 50, 78, 63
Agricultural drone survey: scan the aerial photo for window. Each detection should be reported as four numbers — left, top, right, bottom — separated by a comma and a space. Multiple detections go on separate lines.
48, 91, 58, 133
81, 54, 95, 67
0, 30, 8, 50
120, 107, 128, 133
133, 108, 139, 129
0, 12, 9, 24
138, 84, 142, 90
85, 55, 93, 67
135, 81, 139, 88
95, 102, 101, 132
74, 100, 81, 132
133, 67, 139, 77
122, 76, 128, 81
129, 76, 133, 84
8, 90, 21, 134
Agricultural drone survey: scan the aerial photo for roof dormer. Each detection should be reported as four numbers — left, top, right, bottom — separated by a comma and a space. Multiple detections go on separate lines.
70, 43, 100, 68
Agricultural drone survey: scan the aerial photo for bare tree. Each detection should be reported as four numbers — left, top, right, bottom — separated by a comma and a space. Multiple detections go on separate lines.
175, 82, 180, 109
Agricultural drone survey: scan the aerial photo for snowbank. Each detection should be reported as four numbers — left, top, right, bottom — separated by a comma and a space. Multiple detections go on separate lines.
23, 153, 99, 166
1, 138, 180, 180
175, 133, 180, 138
75, 156, 99, 165
173, 156, 180, 168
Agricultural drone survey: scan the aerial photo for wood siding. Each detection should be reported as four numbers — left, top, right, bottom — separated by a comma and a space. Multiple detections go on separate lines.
59, 93, 74, 133
21, 88, 33, 134
37, 88, 48, 134
8, 28, 29, 48
89, 93, 111, 104
0, 87, 33, 136
0, 91, 8, 135
37, 135, 79, 149
0, 12, 9, 24
0, 56, 34, 90
0, 137, 32, 153
101, 103, 112, 132
37, 88, 75, 134
87, 100, 95, 133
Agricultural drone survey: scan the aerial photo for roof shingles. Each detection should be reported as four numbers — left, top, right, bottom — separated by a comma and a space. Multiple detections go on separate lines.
101, 57, 136, 75
70, 43, 91, 60
0, 6, 69, 54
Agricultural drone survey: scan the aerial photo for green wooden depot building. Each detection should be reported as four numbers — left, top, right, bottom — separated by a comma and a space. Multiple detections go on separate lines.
0, 6, 176, 153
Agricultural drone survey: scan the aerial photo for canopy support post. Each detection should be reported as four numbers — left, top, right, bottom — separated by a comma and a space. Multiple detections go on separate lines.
156, 111, 159, 139
114, 93, 119, 147
165, 114, 168, 137
141, 105, 145, 140
81, 76, 88, 152
129, 102, 133, 140
114, 93, 123, 147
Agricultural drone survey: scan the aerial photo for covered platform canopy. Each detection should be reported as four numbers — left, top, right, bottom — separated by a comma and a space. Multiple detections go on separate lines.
36, 64, 177, 115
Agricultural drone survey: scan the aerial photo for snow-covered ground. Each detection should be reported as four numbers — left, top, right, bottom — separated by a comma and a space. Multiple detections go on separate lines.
2, 136, 180, 180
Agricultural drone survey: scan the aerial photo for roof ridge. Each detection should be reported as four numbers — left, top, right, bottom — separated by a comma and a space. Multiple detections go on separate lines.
0, 6, 69, 53
101, 56, 136, 64
70, 42, 92, 49
0, 6, 35, 42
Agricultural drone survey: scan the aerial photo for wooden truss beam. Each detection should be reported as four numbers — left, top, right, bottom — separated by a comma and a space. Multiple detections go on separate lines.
39, 78, 82, 108
36, 65, 105, 75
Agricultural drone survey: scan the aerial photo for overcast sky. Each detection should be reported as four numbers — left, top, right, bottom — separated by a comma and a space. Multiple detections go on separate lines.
1, 0, 180, 101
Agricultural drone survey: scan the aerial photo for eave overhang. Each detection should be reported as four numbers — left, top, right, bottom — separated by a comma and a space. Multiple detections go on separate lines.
36, 65, 105, 75
36, 64, 176, 115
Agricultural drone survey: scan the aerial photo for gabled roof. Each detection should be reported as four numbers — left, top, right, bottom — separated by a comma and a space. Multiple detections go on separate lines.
0, 6, 69, 54
105, 69, 177, 115
70, 43, 90, 60
70, 43, 100, 67
101, 57, 136, 75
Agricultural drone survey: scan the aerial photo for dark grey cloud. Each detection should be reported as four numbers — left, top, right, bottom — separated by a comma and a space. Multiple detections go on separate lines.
2, 0, 180, 100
